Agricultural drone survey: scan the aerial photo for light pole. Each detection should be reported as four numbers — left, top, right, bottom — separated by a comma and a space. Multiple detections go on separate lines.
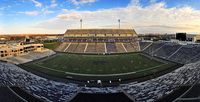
118, 19, 120, 29
80, 19, 83, 29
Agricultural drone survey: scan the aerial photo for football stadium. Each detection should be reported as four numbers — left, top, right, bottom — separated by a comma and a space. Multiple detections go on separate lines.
1, 0, 200, 102
1, 28, 200, 102
20, 29, 180, 86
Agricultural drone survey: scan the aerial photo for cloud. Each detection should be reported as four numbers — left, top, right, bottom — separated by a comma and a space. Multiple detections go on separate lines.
50, 0, 57, 8
18, 1, 57, 16
18, 9, 54, 16
149, 0, 158, 3
70, 0, 98, 5
30, 0, 42, 7
57, 13, 81, 19
6, 0, 200, 34
128, 0, 140, 6
18, 10, 40, 16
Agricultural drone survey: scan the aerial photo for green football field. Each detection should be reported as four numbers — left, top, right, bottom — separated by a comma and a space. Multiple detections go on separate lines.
23, 53, 175, 75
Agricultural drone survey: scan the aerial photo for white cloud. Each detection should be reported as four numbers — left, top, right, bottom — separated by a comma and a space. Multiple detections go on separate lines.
36, 1, 200, 34
70, 0, 97, 5
19, 2, 56, 16
50, 0, 57, 8
5, 0, 200, 34
18, 10, 40, 16
30, 0, 42, 7
128, 0, 140, 6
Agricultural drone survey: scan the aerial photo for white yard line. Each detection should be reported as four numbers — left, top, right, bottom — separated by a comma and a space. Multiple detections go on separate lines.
121, 43, 127, 52
64, 42, 71, 52
151, 43, 166, 55
142, 42, 153, 51
168, 45, 183, 59
84, 43, 88, 53
104, 43, 107, 53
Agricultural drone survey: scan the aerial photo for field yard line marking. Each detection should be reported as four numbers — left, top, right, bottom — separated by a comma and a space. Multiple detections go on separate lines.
151, 43, 166, 55
142, 42, 153, 51
84, 43, 88, 53
104, 43, 107, 53
168, 45, 183, 59
64, 43, 71, 52
121, 43, 127, 52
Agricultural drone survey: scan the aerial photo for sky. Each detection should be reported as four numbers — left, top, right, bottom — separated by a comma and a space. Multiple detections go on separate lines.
0, 0, 200, 34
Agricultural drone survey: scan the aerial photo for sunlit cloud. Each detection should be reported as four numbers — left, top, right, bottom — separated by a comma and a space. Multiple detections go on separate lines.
2, 0, 200, 34
30, 1, 200, 34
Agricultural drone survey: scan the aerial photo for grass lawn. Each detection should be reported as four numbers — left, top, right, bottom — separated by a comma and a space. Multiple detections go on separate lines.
24, 53, 175, 75
43, 42, 61, 50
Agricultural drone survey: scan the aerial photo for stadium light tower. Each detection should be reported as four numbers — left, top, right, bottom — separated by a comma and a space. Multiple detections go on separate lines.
80, 19, 83, 29
118, 19, 121, 29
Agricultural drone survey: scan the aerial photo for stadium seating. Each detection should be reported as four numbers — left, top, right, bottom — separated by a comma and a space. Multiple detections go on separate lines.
123, 42, 139, 52
96, 43, 105, 53
86, 43, 97, 53
55, 42, 69, 52
189, 54, 200, 63
106, 43, 117, 53
116, 43, 126, 53
123, 43, 135, 52
121, 60, 200, 101
141, 41, 200, 64
168, 45, 200, 64
56, 41, 140, 54
0, 62, 79, 102
131, 42, 140, 52
65, 43, 78, 52
153, 42, 182, 59
143, 42, 165, 54
139, 41, 152, 51
74, 43, 86, 53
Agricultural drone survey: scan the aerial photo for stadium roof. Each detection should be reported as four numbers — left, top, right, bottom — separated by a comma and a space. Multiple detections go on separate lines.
64, 29, 137, 35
